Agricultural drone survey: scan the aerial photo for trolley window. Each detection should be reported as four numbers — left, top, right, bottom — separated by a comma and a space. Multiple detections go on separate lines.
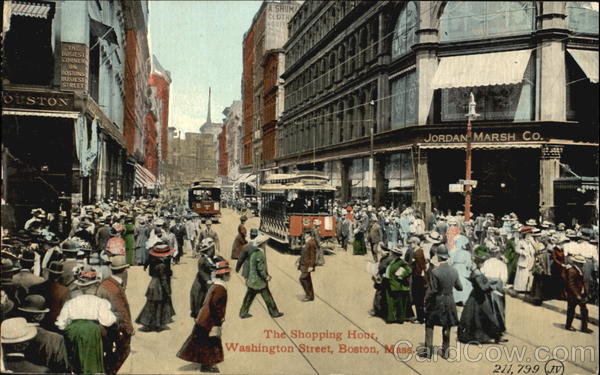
286, 190, 334, 214
189, 188, 221, 202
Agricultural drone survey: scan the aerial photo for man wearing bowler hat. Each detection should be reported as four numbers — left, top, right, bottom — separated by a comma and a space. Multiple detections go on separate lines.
420, 245, 463, 359
299, 228, 318, 302
18, 295, 69, 373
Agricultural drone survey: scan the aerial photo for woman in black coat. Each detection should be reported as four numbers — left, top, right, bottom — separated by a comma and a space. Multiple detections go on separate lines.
458, 258, 506, 344
135, 242, 176, 331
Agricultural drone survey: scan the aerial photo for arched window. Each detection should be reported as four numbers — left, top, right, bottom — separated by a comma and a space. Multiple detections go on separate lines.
440, 1, 534, 42
567, 2, 599, 34
359, 27, 368, 68
328, 52, 336, 87
337, 102, 344, 143
370, 19, 378, 61
392, 2, 418, 60
348, 36, 357, 74
337, 44, 346, 81
347, 97, 355, 140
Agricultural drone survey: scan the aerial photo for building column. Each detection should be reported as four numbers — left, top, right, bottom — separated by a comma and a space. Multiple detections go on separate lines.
412, 146, 431, 221
537, 2, 568, 121
539, 145, 563, 222
374, 154, 386, 207
340, 159, 352, 203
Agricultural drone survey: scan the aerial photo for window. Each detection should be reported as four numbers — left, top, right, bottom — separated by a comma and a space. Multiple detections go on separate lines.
567, 2, 599, 34
391, 2, 418, 60
440, 57, 535, 122
440, 2, 534, 42
3, 4, 55, 85
391, 70, 418, 128
566, 52, 598, 125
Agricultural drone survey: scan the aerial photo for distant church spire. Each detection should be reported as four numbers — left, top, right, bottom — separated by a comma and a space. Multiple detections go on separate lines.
207, 87, 212, 124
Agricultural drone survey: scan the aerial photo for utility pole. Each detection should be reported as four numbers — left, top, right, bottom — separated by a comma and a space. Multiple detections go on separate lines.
464, 92, 479, 222
369, 100, 376, 205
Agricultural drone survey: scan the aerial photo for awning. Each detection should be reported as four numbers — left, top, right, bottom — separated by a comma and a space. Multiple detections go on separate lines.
568, 49, 599, 84
432, 49, 533, 89
2, 109, 79, 118
134, 164, 156, 189
554, 176, 599, 191
11, 1, 52, 19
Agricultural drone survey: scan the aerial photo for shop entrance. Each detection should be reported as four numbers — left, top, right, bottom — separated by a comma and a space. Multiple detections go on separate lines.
428, 149, 540, 220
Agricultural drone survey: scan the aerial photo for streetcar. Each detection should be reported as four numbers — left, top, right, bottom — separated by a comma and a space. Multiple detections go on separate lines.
188, 178, 221, 222
259, 171, 336, 251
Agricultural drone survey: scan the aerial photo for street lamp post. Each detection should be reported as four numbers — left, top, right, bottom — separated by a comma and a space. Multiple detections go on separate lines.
464, 92, 479, 222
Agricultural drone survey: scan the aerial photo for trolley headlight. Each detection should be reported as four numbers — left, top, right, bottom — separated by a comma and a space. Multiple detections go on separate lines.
214, 202, 220, 210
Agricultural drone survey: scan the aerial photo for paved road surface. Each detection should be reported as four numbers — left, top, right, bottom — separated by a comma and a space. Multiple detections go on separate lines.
120, 209, 598, 374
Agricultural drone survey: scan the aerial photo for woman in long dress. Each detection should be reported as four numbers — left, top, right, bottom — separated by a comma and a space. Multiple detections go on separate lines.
178, 260, 231, 373
56, 266, 116, 375
352, 213, 367, 255
458, 257, 505, 344
450, 247, 473, 306
135, 242, 175, 331
135, 218, 150, 265
124, 216, 136, 265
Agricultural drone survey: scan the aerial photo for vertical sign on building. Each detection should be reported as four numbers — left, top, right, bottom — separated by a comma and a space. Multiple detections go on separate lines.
60, 42, 89, 92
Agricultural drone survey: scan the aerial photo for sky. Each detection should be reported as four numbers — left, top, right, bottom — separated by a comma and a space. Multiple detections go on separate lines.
149, 1, 262, 137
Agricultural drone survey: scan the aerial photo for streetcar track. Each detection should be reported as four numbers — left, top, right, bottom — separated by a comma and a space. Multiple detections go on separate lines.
263, 247, 424, 375
231, 271, 320, 375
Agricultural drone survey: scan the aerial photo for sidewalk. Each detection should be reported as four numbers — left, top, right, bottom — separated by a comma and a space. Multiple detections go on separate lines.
506, 288, 599, 326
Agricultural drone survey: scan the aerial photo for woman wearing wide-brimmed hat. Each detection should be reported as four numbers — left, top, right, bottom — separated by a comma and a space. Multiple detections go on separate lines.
55, 265, 116, 375
177, 260, 231, 373
135, 241, 176, 332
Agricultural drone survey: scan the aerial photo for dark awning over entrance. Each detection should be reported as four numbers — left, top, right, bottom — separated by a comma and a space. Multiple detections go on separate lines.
554, 176, 599, 192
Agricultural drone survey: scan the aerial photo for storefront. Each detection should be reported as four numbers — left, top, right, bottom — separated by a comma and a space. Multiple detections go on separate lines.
417, 124, 598, 221
1, 88, 78, 232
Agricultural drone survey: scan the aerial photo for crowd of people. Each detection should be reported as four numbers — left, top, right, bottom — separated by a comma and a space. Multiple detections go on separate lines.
0, 198, 229, 373
332, 201, 598, 358
1, 196, 598, 371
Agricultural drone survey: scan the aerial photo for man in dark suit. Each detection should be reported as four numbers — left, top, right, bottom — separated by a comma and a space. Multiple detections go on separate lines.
18, 295, 69, 373
565, 255, 593, 333
29, 261, 70, 333
96, 256, 134, 374
410, 239, 428, 324
95, 216, 112, 253
235, 229, 259, 277
2, 317, 50, 373
420, 245, 463, 359
299, 229, 317, 302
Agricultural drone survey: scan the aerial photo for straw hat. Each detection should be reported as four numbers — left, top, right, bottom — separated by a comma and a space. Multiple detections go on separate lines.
215, 260, 231, 275
571, 255, 586, 264
254, 234, 269, 246
109, 256, 130, 271
149, 242, 174, 257
1, 317, 38, 343
74, 266, 101, 287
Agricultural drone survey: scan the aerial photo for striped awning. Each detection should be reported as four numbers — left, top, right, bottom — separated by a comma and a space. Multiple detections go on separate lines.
432, 49, 533, 89
134, 164, 156, 189
11, 1, 52, 19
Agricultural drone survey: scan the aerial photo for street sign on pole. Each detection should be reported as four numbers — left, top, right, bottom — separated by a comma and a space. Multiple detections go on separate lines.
459, 179, 478, 187
449, 184, 464, 193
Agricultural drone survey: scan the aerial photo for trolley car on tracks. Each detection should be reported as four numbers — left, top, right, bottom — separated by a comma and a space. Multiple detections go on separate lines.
188, 178, 221, 222
259, 171, 336, 251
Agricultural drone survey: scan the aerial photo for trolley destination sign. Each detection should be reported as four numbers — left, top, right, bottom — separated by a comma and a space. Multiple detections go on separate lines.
422, 130, 543, 143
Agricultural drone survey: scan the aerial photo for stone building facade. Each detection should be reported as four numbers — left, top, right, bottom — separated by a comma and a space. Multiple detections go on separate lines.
241, 0, 301, 175
277, 1, 598, 223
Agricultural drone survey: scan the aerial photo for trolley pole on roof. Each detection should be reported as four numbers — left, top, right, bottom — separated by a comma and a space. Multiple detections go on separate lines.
464, 92, 479, 222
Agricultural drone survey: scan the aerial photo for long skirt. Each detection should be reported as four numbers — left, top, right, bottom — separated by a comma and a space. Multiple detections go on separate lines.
135, 278, 175, 329
352, 232, 367, 255
190, 277, 208, 318
63, 319, 104, 375
458, 292, 504, 344
384, 290, 414, 323
177, 324, 224, 366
